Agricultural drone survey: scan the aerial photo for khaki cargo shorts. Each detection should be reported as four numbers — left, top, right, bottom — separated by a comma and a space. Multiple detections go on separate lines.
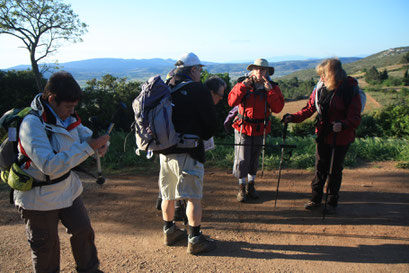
159, 153, 204, 200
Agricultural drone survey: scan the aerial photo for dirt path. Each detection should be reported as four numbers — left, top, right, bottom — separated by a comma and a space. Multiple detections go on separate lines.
1, 162, 408, 272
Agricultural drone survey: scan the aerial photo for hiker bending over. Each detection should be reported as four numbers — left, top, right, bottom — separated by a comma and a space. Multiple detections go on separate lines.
228, 58, 284, 202
283, 58, 362, 214
159, 52, 218, 255
205, 76, 227, 105
14, 71, 109, 273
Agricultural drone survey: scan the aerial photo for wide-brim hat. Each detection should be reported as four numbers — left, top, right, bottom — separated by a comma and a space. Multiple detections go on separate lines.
247, 58, 275, 75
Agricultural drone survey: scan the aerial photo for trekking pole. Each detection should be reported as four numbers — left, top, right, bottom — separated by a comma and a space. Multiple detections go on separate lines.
234, 98, 246, 176
323, 133, 337, 220
89, 117, 106, 185
274, 122, 288, 207
95, 102, 127, 185
260, 100, 268, 177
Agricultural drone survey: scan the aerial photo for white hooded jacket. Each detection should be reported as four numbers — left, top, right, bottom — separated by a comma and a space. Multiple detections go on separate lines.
14, 94, 95, 210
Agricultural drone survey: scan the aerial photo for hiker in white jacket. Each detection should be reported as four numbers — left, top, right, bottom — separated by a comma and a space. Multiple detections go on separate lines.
15, 71, 109, 273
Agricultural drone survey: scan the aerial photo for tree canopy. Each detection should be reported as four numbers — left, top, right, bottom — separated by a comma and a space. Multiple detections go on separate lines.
0, 0, 88, 91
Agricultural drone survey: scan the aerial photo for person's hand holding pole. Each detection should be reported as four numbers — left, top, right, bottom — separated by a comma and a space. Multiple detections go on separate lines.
332, 122, 342, 133
88, 134, 110, 185
282, 113, 293, 124
87, 134, 110, 155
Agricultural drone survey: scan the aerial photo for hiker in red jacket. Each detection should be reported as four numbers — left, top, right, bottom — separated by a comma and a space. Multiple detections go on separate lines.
283, 58, 362, 214
228, 58, 284, 202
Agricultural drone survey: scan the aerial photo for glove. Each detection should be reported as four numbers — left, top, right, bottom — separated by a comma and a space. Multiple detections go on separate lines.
282, 113, 293, 123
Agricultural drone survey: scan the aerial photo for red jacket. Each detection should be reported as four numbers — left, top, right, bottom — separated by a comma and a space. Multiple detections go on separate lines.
291, 77, 362, 145
228, 81, 284, 136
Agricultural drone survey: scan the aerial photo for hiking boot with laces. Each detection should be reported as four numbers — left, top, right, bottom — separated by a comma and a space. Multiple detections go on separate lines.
163, 225, 187, 246
246, 181, 259, 199
304, 201, 322, 210
187, 233, 216, 255
237, 184, 247, 202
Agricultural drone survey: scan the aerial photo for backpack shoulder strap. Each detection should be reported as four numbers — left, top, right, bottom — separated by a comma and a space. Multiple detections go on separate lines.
26, 110, 53, 141
170, 80, 193, 93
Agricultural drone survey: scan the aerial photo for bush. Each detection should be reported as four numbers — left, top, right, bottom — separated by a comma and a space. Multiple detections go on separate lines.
291, 119, 315, 137
0, 70, 46, 115
270, 116, 284, 137
372, 103, 409, 137
383, 77, 403, 86
356, 115, 383, 137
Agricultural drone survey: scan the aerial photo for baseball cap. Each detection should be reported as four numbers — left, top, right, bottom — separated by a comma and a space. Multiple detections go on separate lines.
175, 52, 204, 68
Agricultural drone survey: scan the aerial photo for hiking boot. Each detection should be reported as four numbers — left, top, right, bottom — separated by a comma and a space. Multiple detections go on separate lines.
304, 201, 322, 210
163, 225, 187, 246
187, 233, 216, 255
237, 184, 247, 202
246, 181, 259, 199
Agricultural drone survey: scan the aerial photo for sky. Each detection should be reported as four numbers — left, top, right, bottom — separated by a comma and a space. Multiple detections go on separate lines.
1, 0, 409, 69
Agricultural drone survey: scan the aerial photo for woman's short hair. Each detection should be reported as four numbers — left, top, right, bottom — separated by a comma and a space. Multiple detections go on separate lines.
205, 76, 226, 93
42, 71, 82, 104
316, 58, 347, 90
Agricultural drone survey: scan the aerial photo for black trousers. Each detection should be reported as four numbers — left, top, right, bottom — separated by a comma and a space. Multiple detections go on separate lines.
311, 141, 350, 207
18, 196, 99, 273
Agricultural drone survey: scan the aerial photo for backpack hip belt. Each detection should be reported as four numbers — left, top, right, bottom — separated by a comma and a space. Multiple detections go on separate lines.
237, 113, 269, 124
32, 170, 72, 187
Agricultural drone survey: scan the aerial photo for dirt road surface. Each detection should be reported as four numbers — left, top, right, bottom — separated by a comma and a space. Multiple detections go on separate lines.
1, 162, 408, 272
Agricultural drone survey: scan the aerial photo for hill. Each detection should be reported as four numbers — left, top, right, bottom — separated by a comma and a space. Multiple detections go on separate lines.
5, 57, 361, 84
280, 46, 409, 80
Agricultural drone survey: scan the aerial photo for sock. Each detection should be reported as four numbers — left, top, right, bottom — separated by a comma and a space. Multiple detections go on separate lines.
188, 225, 201, 238
164, 221, 174, 230
248, 174, 256, 182
239, 178, 246, 185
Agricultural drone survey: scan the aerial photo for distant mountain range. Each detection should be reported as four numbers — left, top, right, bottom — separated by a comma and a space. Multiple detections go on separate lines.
281, 46, 409, 80
4, 46, 409, 84
5, 56, 361, 84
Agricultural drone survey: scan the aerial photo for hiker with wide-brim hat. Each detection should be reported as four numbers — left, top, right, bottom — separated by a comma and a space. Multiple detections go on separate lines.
227, 58, 285, 202
246, 58, 275, 76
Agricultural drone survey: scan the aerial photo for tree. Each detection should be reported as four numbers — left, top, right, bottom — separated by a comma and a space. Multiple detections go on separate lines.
379, 69, 388, 81
365, 66, 381, 84
0, 70, 46, 114
401, 52, 409, 64
0, 0, 88, 91
78, 75, 142, 132
403, 69, 409, 86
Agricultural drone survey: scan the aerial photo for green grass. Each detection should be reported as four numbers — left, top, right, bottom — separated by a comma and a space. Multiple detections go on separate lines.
202, 136, 409, 170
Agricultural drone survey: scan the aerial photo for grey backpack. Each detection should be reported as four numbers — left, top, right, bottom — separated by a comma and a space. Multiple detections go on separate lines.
132, 75, 199, 157
0, 107, 34, 171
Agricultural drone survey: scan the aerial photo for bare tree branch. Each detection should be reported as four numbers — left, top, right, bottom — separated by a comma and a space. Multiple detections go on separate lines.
0, 0, 88, 91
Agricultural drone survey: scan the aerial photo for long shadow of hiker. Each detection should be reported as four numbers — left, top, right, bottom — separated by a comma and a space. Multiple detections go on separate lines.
203, 240, 409, 264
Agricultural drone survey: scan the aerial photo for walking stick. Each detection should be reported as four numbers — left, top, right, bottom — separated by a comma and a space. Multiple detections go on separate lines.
234, 97, 247, 176
323, 133, 337, 220
274, 122, 288, 207
260, 100, 268, 177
